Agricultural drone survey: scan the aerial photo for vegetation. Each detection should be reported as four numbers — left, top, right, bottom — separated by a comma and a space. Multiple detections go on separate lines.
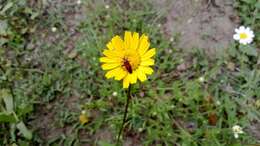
0, 0, 259, 145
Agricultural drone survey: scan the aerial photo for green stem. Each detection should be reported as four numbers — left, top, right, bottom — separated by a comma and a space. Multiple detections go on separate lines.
0, 65, 6, 73
116, 85, 131, 145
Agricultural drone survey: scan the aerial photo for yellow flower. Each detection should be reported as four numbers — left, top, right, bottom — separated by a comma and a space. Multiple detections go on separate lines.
79, 114, 88, 124
100, 31, 156, 88
79, 110, 89, 125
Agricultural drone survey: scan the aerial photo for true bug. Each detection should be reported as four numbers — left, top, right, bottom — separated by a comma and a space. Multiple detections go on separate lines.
123, 59, 132, 73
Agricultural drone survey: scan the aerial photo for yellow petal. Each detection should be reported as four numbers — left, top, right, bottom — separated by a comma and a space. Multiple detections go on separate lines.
79, 114, 89, 125
129, 71, 137, 84
101, 63, 120, 70
138, 34, 150, 55
106, 42, 114, 50
105, 67, 121, 79
124, 31, 132, 50
131, 32, 139, 50
99, 57, 120, 63
139, 66, 153, 75
103, 49, 116, 57
123, 74, 131, 88
103, 49, 124, 58
141, 48, 156, 61
137, 67, 147, 82
112, 35, 124, 50
114, 68, 127, 80
140, 59, 154, 66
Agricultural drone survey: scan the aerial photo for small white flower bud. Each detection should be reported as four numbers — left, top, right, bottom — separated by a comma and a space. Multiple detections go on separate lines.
112, 92, 117, 97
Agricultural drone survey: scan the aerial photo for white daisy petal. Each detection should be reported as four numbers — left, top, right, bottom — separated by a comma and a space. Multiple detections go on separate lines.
247, 38, 253, 44
245, 27, 250, 32
239, 26, 245, 31
251, 33, 255, 38
249, 31, 255, 38
233, 34, 240, 40
235, 28, 240, 33
240, 40, 247, 45
234, 133, 239, 139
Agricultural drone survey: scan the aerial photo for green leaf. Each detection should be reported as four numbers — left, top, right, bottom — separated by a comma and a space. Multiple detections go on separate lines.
241, 0, 256, 4
17, 140, 30, 146
228, 44, 238, 57
239, 45, 258, 56
255, 2, 260, 9
0, 112, 17, 123
0, 2, 13, 14
0, 89, 14, 112
16, 122, 32, 140
30, 12, 39, 20
98, 141, 115, 146
17, 104, 33, 117
0, 20, 8, 35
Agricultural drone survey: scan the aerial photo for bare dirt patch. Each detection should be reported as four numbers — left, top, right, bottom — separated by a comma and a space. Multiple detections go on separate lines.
161, 0, 239, 55
30, 95, 80, 142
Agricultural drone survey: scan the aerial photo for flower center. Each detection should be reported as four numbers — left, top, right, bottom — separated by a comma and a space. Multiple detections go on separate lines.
122, 51, 140, 73
239, 33, 247, 39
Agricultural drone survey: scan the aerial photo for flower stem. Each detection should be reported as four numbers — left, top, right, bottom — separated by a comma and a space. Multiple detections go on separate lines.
116, 85, 131, 145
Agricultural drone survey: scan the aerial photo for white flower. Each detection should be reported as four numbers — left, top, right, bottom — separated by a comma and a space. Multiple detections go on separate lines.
105, 5, 110, 9
138, 128, 143, 132
170, 37, 174, 42
81, 110, 86, 115
76, 0, 81, 5
233, 26, 254, 45
216, 100, 221, 106
232, 125, 244, 139
198, 77, 205, 82
51, 27, 57, 32
112, 91, 117, 97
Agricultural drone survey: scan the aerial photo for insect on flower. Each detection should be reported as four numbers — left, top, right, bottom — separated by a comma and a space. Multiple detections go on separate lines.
123, 58, 133, 73
100, 31, 156, 88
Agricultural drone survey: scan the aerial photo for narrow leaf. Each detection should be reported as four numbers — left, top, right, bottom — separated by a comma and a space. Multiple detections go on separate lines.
0, 2, 13, 14
16, 122, 32, 140
0, 112, 17, 123
1, 89, 14, 112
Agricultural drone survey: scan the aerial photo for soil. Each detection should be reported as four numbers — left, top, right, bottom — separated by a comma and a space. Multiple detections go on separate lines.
29, 0, 259, 145
247, 121, 260, 140
161, 0, 239, 55
30, 95, 80, 142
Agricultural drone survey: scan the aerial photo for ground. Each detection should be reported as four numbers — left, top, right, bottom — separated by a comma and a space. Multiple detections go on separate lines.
163, 0, 239, 55
0, 0, 259, 146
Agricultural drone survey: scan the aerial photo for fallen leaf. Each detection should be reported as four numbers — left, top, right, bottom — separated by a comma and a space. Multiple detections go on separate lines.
227, 62, 235, 71
208, 113, 217, 126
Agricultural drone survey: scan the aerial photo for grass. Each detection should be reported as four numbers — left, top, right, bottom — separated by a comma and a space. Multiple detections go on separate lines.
0, 0, 259, 145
